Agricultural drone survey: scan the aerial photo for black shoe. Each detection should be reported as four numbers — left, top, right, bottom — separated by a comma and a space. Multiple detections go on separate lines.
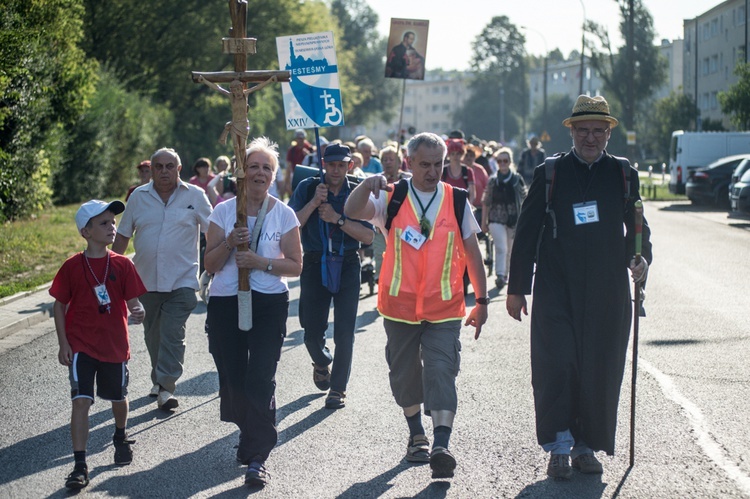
245, 460, 269, 487
547, 453, 572, 480
429, 446, 456, 479
495, 276, 506, 290
65, 465, 89, 490
113, 435, 135, 465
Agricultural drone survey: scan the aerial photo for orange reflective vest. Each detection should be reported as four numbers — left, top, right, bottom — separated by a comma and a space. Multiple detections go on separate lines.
378, 183, 466, 324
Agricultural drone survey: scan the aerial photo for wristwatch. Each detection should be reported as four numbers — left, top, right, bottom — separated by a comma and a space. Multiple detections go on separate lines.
337, 215, 346, 227
266, 259, 273, 272
476, 296, 490, 305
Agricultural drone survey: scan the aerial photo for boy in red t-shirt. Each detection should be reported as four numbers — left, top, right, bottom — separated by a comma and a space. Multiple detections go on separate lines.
50, 200, 147, 490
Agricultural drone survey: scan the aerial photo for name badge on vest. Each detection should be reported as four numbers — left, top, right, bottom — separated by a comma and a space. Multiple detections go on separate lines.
402, 226, 426, 250
572, 201, 599, 225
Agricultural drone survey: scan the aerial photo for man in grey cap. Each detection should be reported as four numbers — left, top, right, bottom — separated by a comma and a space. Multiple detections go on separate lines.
289, 144, 375, 410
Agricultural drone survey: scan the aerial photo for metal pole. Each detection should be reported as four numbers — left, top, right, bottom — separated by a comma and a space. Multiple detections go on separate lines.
578, 0, 586, 95
522, 26, 549, 139
627, 0, 636, 160
397, 79, 406, 145
499, 87, 505, 143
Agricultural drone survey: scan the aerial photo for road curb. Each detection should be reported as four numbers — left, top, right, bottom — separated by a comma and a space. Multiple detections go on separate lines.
0, 282, 52, 307
0, 306, 54, 340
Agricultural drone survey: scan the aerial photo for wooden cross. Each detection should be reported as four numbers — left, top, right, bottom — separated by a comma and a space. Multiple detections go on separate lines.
192, 0, 289, 329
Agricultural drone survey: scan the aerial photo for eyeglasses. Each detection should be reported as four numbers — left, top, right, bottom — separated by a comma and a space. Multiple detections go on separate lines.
152, 163, 177, 171
574, 127, 609, 139
497, 158, 510, 164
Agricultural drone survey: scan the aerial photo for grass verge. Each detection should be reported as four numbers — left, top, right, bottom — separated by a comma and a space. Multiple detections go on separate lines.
0, 200, 131, 299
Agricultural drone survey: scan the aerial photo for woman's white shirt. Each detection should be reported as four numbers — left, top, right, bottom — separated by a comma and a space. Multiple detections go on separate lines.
208, 197, 300, 296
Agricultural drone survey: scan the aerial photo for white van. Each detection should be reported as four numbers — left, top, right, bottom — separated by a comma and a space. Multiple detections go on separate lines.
668, 130, 750, 194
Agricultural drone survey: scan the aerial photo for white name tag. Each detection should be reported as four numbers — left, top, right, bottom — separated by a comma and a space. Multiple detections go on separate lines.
401, 226, 426, 250
94, 284, 111, 306
572, 201, 599, 225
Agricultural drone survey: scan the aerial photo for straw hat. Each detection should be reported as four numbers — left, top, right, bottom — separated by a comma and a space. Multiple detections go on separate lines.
562, 95, 619, 128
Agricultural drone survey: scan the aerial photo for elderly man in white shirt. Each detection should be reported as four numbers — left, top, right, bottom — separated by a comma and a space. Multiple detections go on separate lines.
113, 147, 212, 410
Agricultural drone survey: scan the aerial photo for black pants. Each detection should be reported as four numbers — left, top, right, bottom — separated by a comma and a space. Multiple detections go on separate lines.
206, 292, 288, 462
299, 251, 361, 393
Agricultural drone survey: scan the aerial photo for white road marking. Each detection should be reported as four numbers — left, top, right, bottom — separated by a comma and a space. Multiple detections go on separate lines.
640, 357, 750, 495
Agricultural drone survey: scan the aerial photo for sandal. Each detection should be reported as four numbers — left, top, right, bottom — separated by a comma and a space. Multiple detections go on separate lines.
312, 363, 331, 391
324, 390, 346, 409
65, 466, 89, 489
405, 434, 430, 463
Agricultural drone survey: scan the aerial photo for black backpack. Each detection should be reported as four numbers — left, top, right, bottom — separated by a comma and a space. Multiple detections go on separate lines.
384, 179, 468, 237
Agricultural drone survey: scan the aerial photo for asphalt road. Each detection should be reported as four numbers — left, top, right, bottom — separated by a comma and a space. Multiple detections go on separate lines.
0, 200, 748, 498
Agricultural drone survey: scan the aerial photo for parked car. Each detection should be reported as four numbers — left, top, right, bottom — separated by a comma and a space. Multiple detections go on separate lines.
730, 167, 750, 216
686, 154, 750, 208
729, 158, 750, 198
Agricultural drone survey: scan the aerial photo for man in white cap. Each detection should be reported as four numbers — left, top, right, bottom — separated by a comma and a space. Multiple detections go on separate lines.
506, 95, 652, 479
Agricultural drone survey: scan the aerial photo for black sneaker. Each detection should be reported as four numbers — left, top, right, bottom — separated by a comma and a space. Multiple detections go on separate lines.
65, 465, 89, 489
245, 460, 269, 487
113, 435, 135, 465
547, 453, 572, 480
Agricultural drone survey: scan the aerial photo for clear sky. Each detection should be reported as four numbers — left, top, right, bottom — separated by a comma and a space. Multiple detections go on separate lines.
368, 0, 725, 69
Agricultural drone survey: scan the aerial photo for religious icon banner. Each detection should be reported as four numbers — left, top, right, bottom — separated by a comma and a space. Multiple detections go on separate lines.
384, 18, 429, 80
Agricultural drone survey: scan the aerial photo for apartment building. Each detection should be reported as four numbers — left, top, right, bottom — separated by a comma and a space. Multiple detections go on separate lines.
683, 0, 748, 129
528, 56, 604, 121
359, 71, 473, 146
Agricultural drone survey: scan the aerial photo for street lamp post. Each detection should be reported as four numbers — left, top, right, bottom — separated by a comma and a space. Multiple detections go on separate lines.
522, 26, 549, 138
578, 0, 586, 95
499, 87, 505, 143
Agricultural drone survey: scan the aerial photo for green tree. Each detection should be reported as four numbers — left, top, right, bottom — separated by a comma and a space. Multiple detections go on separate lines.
330, 0, 398, 132
0, 0, 97, 221
719, 62, 750, 130
701, 117, 726, 131
586, 0, 667, 159
454, 16, 527, 142
641, 91, 699, 164
81, 1, 351, 164
527, 94, 575, 155
52, 69, 172, 204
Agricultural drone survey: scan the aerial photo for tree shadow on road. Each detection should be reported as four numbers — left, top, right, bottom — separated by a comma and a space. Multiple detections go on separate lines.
0, 371, 219, 488
514, 473, 606, 498
90, 433, 246, 498
334, 461, 424, 498
276, 403, 333, 448
0, 394, 154, 489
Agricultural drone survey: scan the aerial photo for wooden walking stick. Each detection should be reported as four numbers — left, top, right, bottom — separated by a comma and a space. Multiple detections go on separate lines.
629, 199, 644, 467
192, 0, 289, 330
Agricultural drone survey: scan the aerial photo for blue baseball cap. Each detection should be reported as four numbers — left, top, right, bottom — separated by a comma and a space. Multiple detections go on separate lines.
323, 144, 352, 162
